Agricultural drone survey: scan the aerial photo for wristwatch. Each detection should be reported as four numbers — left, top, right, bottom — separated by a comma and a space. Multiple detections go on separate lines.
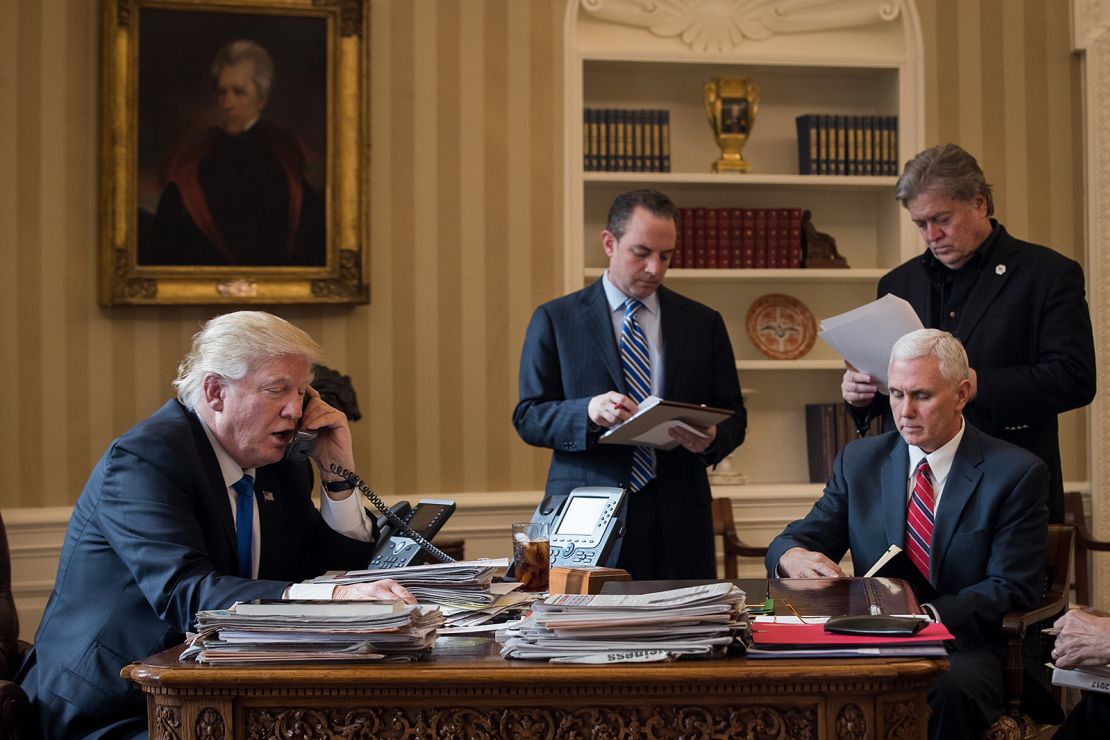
321, 478, 356, 493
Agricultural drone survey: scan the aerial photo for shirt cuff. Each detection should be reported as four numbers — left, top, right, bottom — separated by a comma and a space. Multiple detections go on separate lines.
287, 582, 338, 600
320, 485, 377, 542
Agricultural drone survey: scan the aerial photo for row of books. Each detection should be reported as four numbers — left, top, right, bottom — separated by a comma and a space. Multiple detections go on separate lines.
805, 403, 883, 484
673, 207, 803, 269
583, 108, 672, 172
795, 114, 899, 176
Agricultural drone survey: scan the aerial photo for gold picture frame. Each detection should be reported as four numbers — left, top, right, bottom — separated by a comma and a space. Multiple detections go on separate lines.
98, 0, 369, 305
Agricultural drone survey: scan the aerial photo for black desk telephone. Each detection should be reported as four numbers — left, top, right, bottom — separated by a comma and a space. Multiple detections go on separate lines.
281, 429, 457, 568
329, 463, 457, 569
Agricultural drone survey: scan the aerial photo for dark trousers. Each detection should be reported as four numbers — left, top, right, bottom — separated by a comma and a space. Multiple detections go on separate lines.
1054, 692, 1110, 739
615, 480, 667, 581
928, 646, 1005, 740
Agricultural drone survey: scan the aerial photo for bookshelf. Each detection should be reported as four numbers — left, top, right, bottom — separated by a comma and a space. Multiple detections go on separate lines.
564, 0, 925, 493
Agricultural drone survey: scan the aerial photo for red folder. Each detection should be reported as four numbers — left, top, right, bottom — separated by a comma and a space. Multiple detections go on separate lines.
751, 622, 954, 647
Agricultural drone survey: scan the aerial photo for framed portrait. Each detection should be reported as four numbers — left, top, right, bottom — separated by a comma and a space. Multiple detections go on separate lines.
98, 0, 369, 305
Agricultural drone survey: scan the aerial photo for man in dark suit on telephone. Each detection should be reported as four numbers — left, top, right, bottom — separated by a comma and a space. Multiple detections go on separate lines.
513, 189, 747, 580
841, 144, 1096, 523
17, 311, 413, 739
769, 329, 1051, 740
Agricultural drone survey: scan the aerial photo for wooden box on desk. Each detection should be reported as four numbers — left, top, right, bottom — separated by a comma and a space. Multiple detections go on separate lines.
549, 566, 630, 594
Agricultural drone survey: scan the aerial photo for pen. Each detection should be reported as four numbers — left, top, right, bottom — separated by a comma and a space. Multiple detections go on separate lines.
1041, 627, 1060, 636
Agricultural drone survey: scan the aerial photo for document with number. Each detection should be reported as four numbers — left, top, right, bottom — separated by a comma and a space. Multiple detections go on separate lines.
599, 396, 733, 450
818, 294, 923, 393
1051, 663, 1110, 693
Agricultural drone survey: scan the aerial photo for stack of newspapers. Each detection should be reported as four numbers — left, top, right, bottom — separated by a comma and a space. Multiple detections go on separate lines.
305, 558, 508, 610
181, 599, 443, 664
496, 582, 749, 664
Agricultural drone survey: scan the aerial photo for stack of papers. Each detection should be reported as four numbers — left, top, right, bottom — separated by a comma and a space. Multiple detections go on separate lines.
438, 587, 537, 634
496, 582, 749, 664
747, 616, 952, 658
306, 558, 510, 610
181, 599, 444, 664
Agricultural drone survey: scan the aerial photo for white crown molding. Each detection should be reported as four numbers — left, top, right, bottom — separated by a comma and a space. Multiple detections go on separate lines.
1073, 0, 1110, 609
580, 0, 902, 53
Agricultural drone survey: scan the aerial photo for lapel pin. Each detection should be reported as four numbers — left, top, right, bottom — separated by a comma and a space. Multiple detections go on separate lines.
995, 264, 1006, 275
262, 491, 274, 502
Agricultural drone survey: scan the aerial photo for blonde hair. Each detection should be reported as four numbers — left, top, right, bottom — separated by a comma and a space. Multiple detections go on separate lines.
173, 311, 322, 408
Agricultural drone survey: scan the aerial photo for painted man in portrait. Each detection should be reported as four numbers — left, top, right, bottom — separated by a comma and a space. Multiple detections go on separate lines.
141, 39, 325, 267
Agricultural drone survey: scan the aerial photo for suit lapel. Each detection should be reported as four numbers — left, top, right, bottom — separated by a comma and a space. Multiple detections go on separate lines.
658, 287, 685, 397
185, 408, 238, 554
954, 232, 1018, 343
896, 256, 934, 325
582, 279, 627, 391
882, 442, 911, 549
930, 425, 984, 578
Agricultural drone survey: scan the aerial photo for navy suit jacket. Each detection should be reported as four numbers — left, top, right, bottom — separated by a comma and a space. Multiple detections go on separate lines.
18, 400, 374, 739
766, 424, 1048, 649
860, 222, 1095, 522
513, 279, 747, 578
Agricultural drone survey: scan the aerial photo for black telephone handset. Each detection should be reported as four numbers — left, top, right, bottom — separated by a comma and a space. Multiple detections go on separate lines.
327, 464, 457, 567
284, 393, 319, 462
284, 430, 319, 462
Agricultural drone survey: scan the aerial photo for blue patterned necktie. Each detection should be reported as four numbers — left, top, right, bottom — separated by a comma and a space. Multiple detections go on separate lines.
619, 298, 655, 491
233, 475, 254, 578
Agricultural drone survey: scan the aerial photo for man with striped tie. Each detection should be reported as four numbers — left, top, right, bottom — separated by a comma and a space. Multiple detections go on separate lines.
514, 189, 747, 580
766, 328, 1051, 740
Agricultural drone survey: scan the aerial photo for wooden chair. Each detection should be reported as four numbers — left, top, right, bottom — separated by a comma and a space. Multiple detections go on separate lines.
1063, 490, 1110, 606
711, 497, 767, 579
981, 523, 1075, 740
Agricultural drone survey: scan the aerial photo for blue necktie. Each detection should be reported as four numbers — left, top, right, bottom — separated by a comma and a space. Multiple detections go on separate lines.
233, 475, 254, 578
619, 298, 655, 491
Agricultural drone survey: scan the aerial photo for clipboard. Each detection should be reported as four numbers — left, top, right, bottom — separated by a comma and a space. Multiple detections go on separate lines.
599, 397, 734, 450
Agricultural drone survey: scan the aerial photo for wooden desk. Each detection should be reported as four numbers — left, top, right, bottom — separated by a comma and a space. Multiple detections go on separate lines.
123, 579, 945, 740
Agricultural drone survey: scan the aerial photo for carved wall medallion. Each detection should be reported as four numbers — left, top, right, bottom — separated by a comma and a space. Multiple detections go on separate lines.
580, 0, 901, 53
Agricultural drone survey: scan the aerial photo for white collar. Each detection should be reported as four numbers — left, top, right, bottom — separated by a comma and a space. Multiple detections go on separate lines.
196, 413, 256, 488
602, 271, 660, 316
907, 417, 965, 486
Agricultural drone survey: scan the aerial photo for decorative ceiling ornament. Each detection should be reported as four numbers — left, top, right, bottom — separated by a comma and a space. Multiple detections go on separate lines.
580, 0, 902, 53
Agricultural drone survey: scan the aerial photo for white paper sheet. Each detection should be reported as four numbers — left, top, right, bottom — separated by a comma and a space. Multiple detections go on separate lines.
817, 294, 924, 393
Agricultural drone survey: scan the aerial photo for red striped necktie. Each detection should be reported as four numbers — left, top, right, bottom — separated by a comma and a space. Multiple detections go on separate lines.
905, 459, 934, 580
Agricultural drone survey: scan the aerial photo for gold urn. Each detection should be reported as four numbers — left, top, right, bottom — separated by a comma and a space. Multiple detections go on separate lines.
703, 76, 760, 173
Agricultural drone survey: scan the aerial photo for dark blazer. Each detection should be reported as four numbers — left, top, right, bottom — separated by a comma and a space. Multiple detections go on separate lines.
513, 279, 747, 579
18, 400, 374, 739
860, 223, 1095, 522
765, 424, 1048, 649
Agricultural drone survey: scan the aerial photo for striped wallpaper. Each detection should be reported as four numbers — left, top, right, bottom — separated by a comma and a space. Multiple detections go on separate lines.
0, 0, 1088, 510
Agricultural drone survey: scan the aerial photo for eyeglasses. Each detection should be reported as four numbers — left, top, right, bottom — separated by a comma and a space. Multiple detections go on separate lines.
782, 600, 814, 624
